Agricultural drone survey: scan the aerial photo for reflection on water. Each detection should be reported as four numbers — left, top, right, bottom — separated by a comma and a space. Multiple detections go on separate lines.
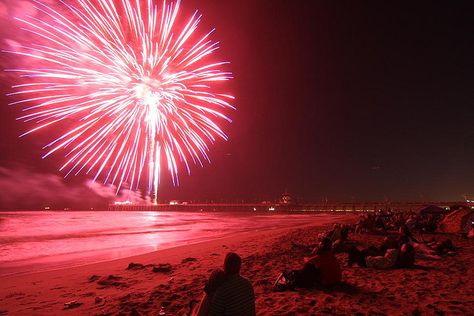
0, 211, 332, 275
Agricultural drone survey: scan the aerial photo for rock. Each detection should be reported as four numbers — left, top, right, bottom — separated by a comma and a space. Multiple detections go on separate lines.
95, 296, 104, 304
88, 275, 101, 282
97, 275, 127, 288
63, 301, 83, 309
181, 257, 197, 264
127, 262, 145, 270
152, 264, 172, 273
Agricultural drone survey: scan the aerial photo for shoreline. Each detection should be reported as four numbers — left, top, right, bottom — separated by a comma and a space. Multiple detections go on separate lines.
0, 214, 357, 315
0, 219, 326, 278
0, 212, 354, 277
1, 213, 472, 315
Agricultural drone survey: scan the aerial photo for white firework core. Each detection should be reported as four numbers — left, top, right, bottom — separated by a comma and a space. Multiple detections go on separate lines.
5, 0, 234, 203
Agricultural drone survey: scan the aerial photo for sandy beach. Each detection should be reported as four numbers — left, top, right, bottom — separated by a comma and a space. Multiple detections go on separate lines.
0, 213, 473, 315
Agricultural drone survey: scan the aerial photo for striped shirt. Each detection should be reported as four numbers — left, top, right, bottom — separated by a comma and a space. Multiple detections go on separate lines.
209, 274, 256, 316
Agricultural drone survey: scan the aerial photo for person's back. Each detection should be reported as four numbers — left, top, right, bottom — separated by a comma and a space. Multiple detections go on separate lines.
209, 252, 256, 316
192, 269, 226, 316
395, 243, 415, 268
308, 250, 341, 286
306, 238, 341, 286
209, 274, 255, 316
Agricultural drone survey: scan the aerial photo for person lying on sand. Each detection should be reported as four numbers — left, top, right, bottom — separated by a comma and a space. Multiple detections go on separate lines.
411, 238, 456, 260
347, 236, 399, 267
429, 239, 456, 255
365, 247, 399, 269
348, 242, 415, 269
208, 252, 256, 316
274, 238, 342, 290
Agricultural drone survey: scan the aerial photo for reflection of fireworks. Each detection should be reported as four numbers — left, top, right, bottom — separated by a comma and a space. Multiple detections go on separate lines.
5, 0, 234, 202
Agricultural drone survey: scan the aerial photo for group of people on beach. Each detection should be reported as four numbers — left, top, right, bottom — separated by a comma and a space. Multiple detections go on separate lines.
277, 208, 467, 289
355, 210, 441, 234
348, 210, 464, 269
274, 236, 342, 291
188, 208, 473, 315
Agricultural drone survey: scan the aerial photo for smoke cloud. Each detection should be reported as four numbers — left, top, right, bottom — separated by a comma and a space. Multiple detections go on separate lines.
0, 166, 150, 209
86, 180, 152, 205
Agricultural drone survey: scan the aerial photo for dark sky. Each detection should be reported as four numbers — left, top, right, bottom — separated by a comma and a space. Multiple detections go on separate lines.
0, 0, 473, 207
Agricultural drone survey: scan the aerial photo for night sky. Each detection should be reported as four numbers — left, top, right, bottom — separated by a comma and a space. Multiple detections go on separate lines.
0, 1, 473, 208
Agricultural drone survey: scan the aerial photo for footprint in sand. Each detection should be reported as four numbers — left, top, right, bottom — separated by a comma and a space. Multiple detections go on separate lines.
5, 292, 25, 299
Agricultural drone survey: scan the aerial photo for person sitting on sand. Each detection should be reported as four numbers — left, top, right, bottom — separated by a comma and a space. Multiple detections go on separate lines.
398, 224, 419, 243
274, 238, 341, 290
208, 252, 256, 316
355, 216, 366, 234
293, 224, 351, 254
340, 224, 350, 241
347, 245, 370, 267
304, 237, 342, 286
374, 214, 386, 232
395, 243, 415, 268
328, 224, 342, 244
190, 269, 226, 316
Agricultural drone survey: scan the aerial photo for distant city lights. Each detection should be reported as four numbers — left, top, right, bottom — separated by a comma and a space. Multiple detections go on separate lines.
114, 201, 133, 206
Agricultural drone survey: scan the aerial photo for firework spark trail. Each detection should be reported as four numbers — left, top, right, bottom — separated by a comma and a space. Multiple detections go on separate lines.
4, 0, 234, 202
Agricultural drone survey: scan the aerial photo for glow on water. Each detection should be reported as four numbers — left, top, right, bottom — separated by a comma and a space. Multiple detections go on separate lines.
0, 211, 336, 275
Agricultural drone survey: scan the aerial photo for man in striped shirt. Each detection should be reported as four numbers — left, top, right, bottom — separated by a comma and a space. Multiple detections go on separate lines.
209, 252, 256, 316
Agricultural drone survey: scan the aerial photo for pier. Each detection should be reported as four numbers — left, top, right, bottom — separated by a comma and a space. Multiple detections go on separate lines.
107, 201, 461, 212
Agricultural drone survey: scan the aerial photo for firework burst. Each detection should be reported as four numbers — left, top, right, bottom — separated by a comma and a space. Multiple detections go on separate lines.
4, 0, 234, 202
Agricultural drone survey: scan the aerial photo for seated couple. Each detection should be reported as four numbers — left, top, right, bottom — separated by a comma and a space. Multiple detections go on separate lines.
190, 252, 256, 316
274, 238, 342, 290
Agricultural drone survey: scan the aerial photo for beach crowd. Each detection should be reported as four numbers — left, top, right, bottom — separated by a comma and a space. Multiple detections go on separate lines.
189, 208, 474, 316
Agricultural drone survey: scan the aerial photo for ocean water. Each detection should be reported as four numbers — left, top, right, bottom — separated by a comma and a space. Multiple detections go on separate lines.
0, 211, 334, 275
